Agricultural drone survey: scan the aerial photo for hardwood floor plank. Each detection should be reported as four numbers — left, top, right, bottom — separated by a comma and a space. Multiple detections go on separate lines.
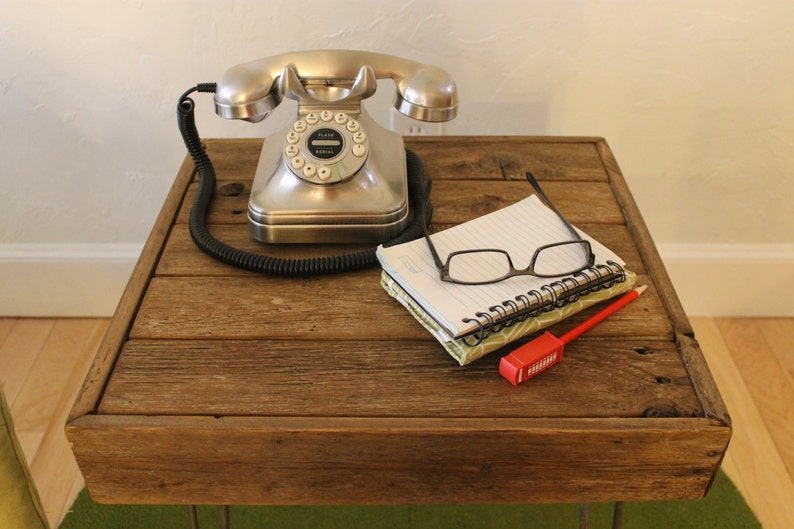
48, 319, 109, 434
691, 318, 794, 529
757, 318, 794, 383
2, 318, 109, 527
11, 319, 101, 433
29, 420, 83, 529
41, 319, 108, 526
0, 317, 18, 345
0, 318, 55, 407
716, 318, 794, 482
14, 430, 44, 468
59, 475, 86, 527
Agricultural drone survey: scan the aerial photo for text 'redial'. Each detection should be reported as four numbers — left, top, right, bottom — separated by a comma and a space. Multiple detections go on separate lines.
283, 112, 369, 185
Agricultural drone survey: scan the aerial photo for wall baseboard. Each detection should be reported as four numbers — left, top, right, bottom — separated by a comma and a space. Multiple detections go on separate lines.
0, 243, 142, 317
657, 243, 794, 317
1, 242, 792, 318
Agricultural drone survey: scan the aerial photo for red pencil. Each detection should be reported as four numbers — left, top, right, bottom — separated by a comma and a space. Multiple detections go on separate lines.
499, 285, 647, 386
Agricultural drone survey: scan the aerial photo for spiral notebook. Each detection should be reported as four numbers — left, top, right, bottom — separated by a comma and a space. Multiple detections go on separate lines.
376, 194, 635, 365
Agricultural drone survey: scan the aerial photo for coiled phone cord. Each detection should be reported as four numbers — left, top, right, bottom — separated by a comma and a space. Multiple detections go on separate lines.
177, 84, 432, 277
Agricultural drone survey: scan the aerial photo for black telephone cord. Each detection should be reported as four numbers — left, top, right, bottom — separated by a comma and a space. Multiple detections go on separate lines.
176, 84, 431, 277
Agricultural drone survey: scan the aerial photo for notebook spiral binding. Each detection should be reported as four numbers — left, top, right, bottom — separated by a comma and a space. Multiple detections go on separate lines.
460, 261, 626, 346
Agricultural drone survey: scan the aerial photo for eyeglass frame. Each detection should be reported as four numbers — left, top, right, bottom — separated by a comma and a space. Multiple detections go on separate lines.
419, 171, 596, 286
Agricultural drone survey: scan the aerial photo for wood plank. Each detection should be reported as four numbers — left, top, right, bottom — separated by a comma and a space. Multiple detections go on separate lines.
67, 414, 728, 506
198, 137, 611, 184
99, 336, 698, 418
129, 274, 671, 341
0, 318, 17, 344
203, 138, 263, 175
12, 319, 103, 433
404, 136, 610, 182
0, 318, 55, 407
676, 333, 730, 426
1, 318, 105, 527
13, 316, 783, 525
29, 420, 82, 529
47, 320, 108, 432
690, 318, 794, 529
68, 155, 196, 421
62, 476, 86, 525
156, 223, 647, 278
716, 318, 794, 481
757, 318, 794, 383
66, 138, 731, 510
175, 179, 626, 227
46, 319, 106, 526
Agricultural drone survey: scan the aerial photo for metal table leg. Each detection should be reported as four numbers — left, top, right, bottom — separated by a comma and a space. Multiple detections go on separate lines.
186, 505, 230, 529
187, 505, 199, 529
579, 502, 624, 529
186, 502, 623, 528
579, 503, 589, 528
612, 502, 625, 529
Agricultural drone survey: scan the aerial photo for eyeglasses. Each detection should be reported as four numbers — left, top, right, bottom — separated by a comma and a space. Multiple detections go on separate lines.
420, 172, 595, 285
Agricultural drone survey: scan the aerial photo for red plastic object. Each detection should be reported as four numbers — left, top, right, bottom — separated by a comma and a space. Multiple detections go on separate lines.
499, 331, 564, 386
499, 286, 646, 386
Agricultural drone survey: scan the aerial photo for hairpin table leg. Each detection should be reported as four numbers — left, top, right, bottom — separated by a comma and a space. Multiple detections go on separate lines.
220, 505, 230, 529
579, 503, 589, 529
612, 502, 625, 529
187, 505, 199, 529
186, 505, 231, 528
579, 502, 624, 529
188, 502, 618, 529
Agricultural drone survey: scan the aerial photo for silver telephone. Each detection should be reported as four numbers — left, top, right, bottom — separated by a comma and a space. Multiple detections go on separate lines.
213, 50, 458, 243
177, 50, 457, 276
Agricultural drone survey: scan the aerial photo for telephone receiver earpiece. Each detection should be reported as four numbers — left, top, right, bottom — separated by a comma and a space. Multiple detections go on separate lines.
213, 50, 458, 123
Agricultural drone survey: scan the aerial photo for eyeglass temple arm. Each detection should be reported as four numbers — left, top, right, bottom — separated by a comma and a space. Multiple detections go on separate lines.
524, 171, 586, 243
419, 180, 447, 270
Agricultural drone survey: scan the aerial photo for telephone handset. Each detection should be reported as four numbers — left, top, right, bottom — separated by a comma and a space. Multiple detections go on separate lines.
177, 50, 457, 276
213, 50, 458, 243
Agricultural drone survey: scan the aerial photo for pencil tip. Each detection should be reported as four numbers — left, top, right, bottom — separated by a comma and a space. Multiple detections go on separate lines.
635, 285, 648, 295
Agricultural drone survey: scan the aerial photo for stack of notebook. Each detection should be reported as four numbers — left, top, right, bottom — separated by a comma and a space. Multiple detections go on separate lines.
376, 194, 636, 365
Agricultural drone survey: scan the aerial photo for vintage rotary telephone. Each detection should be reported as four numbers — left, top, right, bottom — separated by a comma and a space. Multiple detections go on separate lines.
177, 50, 458, 276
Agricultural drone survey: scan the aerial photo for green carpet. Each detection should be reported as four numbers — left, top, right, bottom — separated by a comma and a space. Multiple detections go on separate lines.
60, 471, 760, 529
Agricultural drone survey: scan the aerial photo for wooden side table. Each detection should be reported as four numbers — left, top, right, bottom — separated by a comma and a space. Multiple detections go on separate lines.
67, 137, 731, 506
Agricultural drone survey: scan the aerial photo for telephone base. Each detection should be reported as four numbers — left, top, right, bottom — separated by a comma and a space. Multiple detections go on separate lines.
248, 214, 410, 244
247, 108, 411, 244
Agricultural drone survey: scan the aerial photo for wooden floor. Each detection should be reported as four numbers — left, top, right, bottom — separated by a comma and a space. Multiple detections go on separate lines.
0, 317, 792, 528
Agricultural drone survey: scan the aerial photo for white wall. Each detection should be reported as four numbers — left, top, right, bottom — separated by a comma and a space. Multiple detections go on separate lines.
1, 1, 792, 316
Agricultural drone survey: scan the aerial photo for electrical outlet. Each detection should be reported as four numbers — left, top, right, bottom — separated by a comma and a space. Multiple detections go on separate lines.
388, 107, 446, 136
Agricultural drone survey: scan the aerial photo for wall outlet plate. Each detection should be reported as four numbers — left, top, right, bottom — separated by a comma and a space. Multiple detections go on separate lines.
388, 107, 446, 136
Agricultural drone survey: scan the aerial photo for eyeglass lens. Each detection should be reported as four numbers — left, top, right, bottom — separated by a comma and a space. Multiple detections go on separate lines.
445, 240, 592, 284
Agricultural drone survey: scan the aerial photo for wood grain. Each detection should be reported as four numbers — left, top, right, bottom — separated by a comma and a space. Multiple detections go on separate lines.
7, 315, 789, 526
175, 179, 626, 226
691, 318, 794, 529
67, 414, 728, 506
99, 337, 699, 418
66, 137, 731, 506
129, 273, 670, 341
0, 318, 55, 406
405, 136, 610, 182
68, 156, 195, 420
157, 223, 647, 278
2, 318, 107, 528
716, 318, 794, 479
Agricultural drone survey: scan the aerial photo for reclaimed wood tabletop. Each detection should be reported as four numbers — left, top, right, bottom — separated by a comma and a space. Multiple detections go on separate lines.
67, 137, 730, 506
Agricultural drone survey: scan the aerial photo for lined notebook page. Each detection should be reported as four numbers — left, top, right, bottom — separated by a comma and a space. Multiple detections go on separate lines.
376, 194, 623, 339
